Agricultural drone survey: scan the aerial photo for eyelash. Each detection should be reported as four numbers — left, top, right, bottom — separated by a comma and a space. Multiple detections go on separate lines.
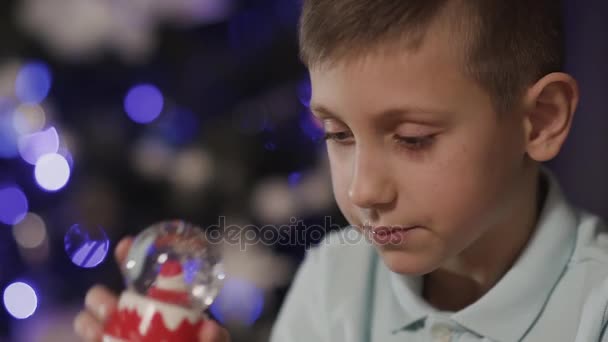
394, 135, 435, 151
323, 132, 435, 151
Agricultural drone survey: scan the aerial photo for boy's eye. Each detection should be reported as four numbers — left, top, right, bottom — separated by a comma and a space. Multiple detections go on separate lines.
394, 135, 435, 151
323, 131, 354, 143
323, 131, 435, 151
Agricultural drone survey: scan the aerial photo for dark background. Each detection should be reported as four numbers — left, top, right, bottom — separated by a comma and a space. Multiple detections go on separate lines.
0, 0, 606, 341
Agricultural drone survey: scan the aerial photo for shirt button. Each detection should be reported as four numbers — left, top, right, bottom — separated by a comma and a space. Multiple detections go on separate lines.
430, 323, 452, 342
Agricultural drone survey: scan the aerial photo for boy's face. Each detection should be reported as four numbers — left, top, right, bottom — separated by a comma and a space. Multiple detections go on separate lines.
309, 29, 534, 275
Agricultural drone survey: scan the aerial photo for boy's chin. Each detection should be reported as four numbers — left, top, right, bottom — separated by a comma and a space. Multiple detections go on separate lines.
377, 249, 437, 276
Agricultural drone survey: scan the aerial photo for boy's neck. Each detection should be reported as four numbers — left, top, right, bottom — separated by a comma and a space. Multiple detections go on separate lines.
422, 166, 547, 312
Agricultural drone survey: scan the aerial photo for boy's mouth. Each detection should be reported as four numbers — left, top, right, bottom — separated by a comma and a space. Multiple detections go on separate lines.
371, 225, 418, 235
369, 225, 421, 245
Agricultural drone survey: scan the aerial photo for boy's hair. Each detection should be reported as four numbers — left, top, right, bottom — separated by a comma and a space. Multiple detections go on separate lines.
298, 0, 564, 114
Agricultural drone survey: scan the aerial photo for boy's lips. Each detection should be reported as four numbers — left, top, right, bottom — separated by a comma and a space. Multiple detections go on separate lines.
371, 225, 420, 235
365, 225, 422, 245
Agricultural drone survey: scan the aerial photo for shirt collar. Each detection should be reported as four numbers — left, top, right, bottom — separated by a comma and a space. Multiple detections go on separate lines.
389, 271, 436, 332
389, 168, 579, 341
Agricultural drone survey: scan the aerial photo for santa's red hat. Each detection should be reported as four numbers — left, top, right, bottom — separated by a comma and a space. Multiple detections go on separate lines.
148, 260, 191, 306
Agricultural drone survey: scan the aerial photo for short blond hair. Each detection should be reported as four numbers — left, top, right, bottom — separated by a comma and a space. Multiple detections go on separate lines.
298, 0, 564, 114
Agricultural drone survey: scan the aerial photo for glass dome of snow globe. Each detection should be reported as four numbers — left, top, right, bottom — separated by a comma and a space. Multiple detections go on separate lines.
122, 220, 225, 311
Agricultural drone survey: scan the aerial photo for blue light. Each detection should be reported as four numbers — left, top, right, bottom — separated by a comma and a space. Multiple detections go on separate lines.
158, 108, 199, 145
297, 76, 312, 108
15, 61, 52, 104
64, 224, 110, 268
18, 127, 59, 165
288, 172, 302, 187
0, 186, 28, 225
3, 282, 37, 319
124, 84, 164, 124
0, 99, 18, 158
300, 111, 324, 142
209, 278, 264, 326
34, 153, 71, 192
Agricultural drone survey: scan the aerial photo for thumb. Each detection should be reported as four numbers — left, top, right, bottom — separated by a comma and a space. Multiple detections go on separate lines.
114, 237, 133, 265
199, 319, 231, 342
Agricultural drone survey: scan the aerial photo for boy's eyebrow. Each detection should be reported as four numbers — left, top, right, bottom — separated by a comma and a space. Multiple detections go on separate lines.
309, 104, 341, 120
309, 103, 447, 125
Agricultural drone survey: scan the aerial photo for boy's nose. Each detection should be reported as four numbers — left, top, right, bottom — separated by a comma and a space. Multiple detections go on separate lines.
347, 149, 397, 209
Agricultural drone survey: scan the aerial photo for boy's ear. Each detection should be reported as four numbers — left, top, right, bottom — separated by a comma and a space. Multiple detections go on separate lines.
522, 72, 579, 162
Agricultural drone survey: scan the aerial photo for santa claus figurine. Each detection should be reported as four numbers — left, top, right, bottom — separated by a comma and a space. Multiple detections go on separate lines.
102, 220, 224, 342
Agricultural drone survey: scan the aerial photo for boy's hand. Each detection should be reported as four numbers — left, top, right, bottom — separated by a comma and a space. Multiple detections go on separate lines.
73, 237, 230, 342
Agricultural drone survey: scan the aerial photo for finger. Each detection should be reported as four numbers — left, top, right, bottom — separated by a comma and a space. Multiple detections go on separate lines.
85, 285, 118, 322
74, 310, 104, 342
199, 320, 231, 342
114, 237, 133, 265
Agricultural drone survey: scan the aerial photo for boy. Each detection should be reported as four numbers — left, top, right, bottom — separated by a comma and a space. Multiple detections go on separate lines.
76, 0, 608, 341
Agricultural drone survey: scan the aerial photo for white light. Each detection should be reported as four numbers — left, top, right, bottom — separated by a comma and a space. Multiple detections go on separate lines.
170, 148, 214, 191
12, 213, 47, 249
126, 260, 136, 269
34, 153, 70, 191
157, 253, 168, 264
132, 138, 173, 180
250, 178, 297, 224
18, 127, 60, 165
3, 282, 37, 319
12, 104, 46, 135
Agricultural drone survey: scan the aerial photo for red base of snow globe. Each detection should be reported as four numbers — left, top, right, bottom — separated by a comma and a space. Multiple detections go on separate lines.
103, 291, 204, 342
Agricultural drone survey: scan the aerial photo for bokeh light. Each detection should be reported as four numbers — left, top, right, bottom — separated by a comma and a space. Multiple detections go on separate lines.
250, 178, 297, 224
57, 146, 74, 169
124, 84, 164, 124
34, 153, 70, 191
287, 172, 302, 188
169, 148, 214, 191
12, 104, 46, 135
14, 61, 52, 104
157, 108, 199, 145
131, 137, 173, 180
297, 77, 312, 108
0, 99, 19, 158
3, 282, 38, 319
17, 238, 50, 267
293, 168, 334, 215
64, 224, 110, 268
0, 61, 20, 98
209, 278, 264, 326
300, 111, 324, 142
0, 186, 28, 225
221, 244, 294, 290
18, 127, 59, 165
12, 213, 47, 249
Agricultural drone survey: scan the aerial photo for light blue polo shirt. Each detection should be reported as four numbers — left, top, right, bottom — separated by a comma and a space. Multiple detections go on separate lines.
270, 170, 608, 342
